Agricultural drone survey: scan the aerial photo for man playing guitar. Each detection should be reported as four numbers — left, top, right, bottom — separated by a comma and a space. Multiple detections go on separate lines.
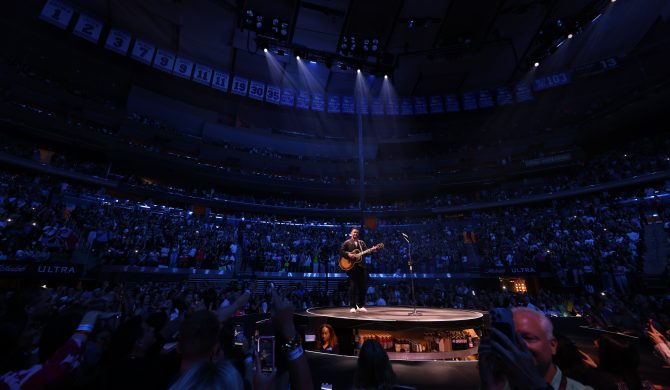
339, 227, 373, 313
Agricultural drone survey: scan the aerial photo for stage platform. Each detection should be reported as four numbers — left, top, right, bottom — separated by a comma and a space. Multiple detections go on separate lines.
297, 306, 485, 330
294, 306, 485, 359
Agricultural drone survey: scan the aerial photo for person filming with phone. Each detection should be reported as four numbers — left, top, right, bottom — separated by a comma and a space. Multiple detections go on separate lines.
479, 307, 593, 390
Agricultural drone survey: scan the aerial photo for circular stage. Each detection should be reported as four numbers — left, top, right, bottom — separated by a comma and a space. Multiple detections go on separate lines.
298, 306, 485, 330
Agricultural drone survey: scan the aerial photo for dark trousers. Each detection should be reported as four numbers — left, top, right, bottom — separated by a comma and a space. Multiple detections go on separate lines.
347, 266, 367, 308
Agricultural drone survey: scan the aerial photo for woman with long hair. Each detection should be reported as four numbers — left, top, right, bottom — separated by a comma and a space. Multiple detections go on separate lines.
317, 324, 339, 354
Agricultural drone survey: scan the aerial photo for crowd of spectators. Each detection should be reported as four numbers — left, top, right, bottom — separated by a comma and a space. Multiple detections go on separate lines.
2, 163, 669, 295
0, 276, 668, 388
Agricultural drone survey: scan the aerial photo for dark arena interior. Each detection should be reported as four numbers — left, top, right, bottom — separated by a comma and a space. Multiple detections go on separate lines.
1, 0, 670, 388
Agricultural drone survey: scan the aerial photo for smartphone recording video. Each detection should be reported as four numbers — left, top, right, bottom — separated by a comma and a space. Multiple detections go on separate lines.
490, 307, 515, 341
257, 336, 275, 373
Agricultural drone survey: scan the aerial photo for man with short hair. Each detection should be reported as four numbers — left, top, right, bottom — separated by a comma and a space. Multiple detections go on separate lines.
339, 228, 369, 313
479, 307, 593, 389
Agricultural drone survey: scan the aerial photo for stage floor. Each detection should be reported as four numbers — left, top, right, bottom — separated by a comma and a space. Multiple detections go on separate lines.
306, 306, 484, 322
296, 306, 486, 331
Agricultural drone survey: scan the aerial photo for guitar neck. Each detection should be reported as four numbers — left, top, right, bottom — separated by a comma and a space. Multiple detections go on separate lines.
358, 246, 378, 256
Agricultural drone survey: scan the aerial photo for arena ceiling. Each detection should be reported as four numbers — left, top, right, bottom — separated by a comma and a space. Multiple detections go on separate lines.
60, 0, 670, 96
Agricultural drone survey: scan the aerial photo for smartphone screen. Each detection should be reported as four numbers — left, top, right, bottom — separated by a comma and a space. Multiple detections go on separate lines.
490, 307, 515, 341
234, 324, 245, 347
257, 336, 275, 373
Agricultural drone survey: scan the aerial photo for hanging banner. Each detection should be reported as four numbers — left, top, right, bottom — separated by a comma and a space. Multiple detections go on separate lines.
357, 97, 369, 115
212, 70, 229, 92
173, 57, 194, 80
130, 39, 156, 65
478, 90, 494, 108
280, 88, 295, 107
39, 0, 74, 29
515, 82, 534, 102
445, 94, 460, 112
462, 92, 477, 111
386, 97, 399, 116
429, 96, 444, 114
152, 49, 176, 73
342, 96, 355, 114
104, 28, 132, 55
371, 97, 384, 115
296, 90, 310, 109
400, 97, 413, 115
265, 85, 281, 104
248, 80, 265, 101
495, 86, 514, 106
193, 64, 213, 86
311, 92, 325, 111
72, 14, 103, 43
231, 76, 249, 96
327, 95, 341, 113
413, 97, 427, 115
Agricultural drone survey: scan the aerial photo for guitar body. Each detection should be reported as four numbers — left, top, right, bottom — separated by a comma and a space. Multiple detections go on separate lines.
338, 249, 362, 271
338, 243, 384, 271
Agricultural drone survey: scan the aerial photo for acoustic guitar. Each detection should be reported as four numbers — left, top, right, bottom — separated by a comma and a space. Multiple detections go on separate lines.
338, 243, 384, 271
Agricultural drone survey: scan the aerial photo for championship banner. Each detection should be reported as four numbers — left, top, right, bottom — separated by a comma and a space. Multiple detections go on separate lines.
265, 85, 281, 104
231, 76, 249, 96
429, 95, 444, 113
414, 97, 427, 115
280, 88, 295, 107
515, 82, 534, 102
311, 93, 324, 111
357, 97, 369, 115
296, 90, 310, 109
39, 0, 74, 29
72, 14, 104, 43
130, 39, 156, 65
400, 97, 413, 115
248, 80, 265, 101
445, 94, 460, 112
327, 95, 340, 113
478, 90, 494, 108
193, 64, 213, 86
105, 28, 132, 55
385, 97, 399, 115
211, 70, 229, 92
341, 96, 355, 114
462, 92, 477, 111
153, 49, 176, 73
371, 97, 384, 115
495, 86, 514, 106
173, 57, 194, 80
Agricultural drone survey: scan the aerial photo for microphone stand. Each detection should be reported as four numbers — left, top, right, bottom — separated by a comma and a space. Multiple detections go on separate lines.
403, 234, 422, 316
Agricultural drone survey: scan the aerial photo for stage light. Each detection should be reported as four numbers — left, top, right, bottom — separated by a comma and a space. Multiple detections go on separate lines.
281, 22, 288, 36
567, 33, 573, 39
384, 75, 388, 79
534, 62, 540, 67
264, 48, 268, 53
296, 55, 300, 60
256, 15, 263, 29
351, 43, 356, 50
272, 18, 279, 26
309, 60, 317, 64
